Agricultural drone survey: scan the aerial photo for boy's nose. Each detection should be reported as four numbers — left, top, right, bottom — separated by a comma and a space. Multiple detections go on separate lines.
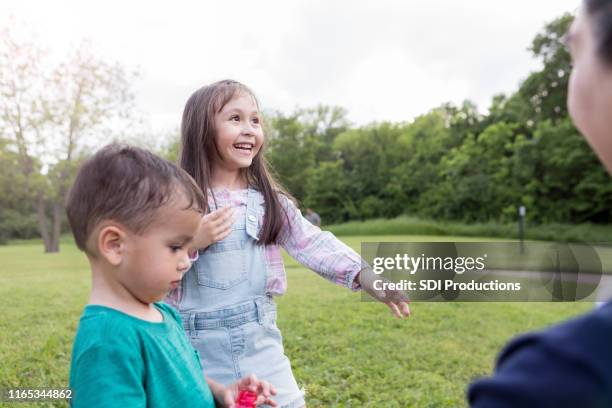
177, 257, 192, 273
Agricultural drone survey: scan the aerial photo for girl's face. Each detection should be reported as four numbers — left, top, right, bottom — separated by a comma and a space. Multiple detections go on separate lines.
212, 93, 264, 172
567, 8, 612, 173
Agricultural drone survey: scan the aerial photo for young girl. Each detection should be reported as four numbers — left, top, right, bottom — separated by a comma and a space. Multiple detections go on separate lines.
166, 79, 410, 408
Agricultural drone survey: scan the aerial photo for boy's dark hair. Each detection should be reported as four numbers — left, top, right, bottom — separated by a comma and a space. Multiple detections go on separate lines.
586, 0, 612, 64
66, 143, 205, 255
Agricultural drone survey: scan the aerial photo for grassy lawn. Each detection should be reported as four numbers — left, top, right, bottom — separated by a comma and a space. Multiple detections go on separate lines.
0, 236, 592, 407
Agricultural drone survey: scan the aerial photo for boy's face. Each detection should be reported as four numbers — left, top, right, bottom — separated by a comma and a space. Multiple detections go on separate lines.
119, 199, 201, 304
567, 8, 612, 174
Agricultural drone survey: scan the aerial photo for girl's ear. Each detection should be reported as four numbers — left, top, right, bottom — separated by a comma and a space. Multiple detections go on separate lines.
97, 224, 127, 266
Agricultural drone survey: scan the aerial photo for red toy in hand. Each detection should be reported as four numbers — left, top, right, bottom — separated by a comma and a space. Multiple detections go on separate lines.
235, 390, 258, 408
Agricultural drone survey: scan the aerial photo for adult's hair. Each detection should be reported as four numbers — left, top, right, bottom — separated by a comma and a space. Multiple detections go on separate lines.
586, 0, 612, 64
179, 79, 292, 245
66, 143, 205, 255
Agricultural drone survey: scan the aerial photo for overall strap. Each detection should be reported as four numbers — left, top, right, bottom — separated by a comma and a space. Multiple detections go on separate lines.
245, 187, 260, 241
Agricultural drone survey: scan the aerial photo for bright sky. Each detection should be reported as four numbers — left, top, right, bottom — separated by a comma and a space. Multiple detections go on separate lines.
1, 0, 580, 136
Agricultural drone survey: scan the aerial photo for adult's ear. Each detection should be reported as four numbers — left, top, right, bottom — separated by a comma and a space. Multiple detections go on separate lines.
97, 223, 127, 267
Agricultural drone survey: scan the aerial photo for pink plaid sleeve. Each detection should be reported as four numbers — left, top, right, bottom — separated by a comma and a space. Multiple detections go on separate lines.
278, 195, 363, 291
264, 244, 288, 296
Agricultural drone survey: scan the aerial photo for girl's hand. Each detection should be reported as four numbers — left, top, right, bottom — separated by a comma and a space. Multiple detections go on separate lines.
193, 206, 235, 249
217, 374, 277, 407
357, 267, 411, 318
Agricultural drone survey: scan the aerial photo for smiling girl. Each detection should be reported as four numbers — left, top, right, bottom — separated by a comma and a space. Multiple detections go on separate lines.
166, 79, 410, 408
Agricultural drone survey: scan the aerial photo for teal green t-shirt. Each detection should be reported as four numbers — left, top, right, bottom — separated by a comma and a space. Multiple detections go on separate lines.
69, 302, 215, 408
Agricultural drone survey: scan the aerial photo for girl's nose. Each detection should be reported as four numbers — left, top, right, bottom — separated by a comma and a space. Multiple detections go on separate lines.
242, 121, 256, 135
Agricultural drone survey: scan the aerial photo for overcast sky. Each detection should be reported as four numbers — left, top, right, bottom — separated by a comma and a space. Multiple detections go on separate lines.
1, 0, 580, 136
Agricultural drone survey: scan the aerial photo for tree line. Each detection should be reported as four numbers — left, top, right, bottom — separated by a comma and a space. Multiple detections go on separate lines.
2, 13, 611, 251
263, 14, 612, 225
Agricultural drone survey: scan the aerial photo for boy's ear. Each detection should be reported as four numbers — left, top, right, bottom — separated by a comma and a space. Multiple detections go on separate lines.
97, 224, 127, 266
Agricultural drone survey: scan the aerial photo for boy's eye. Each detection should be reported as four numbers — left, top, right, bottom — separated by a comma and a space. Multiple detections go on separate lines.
169, 245, 182, 252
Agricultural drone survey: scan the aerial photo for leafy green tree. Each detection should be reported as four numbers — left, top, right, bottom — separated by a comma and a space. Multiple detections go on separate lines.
519, 13, 574, 124
303, 160, 351, 223
0, 24, 135, 252
421, 122, 516, 221
526, 119, 612, 223
0, 139, 39, 243
388, 109, 456, 216
266, 105, 349, 202
266, 111, 311, 200
332, 122, 405, 219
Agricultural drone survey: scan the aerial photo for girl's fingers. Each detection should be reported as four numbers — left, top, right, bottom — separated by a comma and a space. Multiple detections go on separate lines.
399, 301, 411, 317
205, 206, 233, 222
389, 301, 410, 318
222, 211, 236, 228
207, 209, 234, 242
214, 219, 234, 241
212, 209, 235, 229
208, 208, 234, 225
387, 301, 402, 318
202, 209, 222, 222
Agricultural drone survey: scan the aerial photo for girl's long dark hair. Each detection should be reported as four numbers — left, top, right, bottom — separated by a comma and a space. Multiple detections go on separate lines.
179, 79, 292, 245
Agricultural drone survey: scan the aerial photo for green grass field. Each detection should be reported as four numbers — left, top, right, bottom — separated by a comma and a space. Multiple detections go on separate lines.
0, 235, 593, 407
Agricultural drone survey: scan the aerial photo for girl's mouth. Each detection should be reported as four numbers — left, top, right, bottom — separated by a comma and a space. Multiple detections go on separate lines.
233, 142, 254, 156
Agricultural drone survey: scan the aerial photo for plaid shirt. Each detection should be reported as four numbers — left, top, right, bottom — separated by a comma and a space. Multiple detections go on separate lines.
166, 188, 362, 307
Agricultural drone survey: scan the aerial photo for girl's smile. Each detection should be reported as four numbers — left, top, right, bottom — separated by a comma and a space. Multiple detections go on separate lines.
213, 94, 264, 171
232, 142, 255, 156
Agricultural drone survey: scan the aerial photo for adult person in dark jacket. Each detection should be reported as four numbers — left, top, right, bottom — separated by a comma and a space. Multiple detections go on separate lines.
468, 1, 612, 407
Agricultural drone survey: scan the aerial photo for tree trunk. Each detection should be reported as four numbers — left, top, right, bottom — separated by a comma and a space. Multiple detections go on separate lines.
50, 198, 63, 253
36, 193, 54, 253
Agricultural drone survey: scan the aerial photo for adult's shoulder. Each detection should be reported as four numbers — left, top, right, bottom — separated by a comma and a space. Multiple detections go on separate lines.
500, 302, 612, 364
468, 302, 612, 407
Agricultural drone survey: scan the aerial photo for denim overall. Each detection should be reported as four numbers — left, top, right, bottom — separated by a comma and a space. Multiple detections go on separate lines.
178, 188, 305, 408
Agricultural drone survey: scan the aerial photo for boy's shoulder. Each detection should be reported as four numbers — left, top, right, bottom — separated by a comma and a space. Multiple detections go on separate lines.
73, 305, 146, 350
156, 302, 183, 325
69, 303, 215, 407
73, 303, 179, 350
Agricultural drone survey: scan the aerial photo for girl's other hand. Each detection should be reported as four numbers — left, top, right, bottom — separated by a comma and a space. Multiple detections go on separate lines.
357, 267, 411, 319
193, 206, 235, 249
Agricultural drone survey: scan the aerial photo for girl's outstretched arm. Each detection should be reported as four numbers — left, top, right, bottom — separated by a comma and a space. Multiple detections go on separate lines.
278, 195, 362, 290
278, 195, 410, 318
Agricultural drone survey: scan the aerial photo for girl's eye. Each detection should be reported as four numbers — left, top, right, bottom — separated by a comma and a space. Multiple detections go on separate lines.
170, 245, 182, 252
252, 117, 260, 125
230, 115, 240, 122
